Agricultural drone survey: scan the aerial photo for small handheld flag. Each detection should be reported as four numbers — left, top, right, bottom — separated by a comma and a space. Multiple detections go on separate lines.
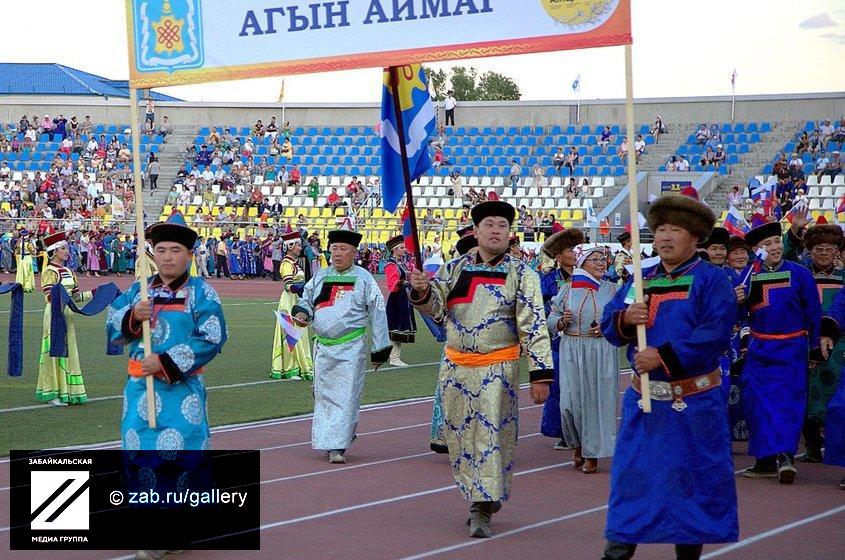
274, 311, 303, 352
723, 205, 750, 237
422, 253, 443, 278
571, 74, 581, 93
571, 268, 601, 291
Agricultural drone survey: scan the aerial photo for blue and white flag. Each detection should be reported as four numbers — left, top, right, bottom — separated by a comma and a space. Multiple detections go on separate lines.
572, 74, 581, 93
380, 65, 435, 213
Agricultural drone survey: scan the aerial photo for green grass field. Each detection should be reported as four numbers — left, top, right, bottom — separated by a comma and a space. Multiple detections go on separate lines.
0, 292, 449, 456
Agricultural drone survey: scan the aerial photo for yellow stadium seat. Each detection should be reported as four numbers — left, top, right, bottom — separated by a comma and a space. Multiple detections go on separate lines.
564, 221, 573, 228
443, 209, 455, 219
572, 210, 583, 220
284, 207, 295, 217
211, 207, 220, 216
561, 210, 571, 220
719, 211, 728, 220
247, 207, 258, 217
372, 209, 384, 218
824, 211, 835, 221
187, 206, 197, 215
308, 208, 320, 218
212, 227, 222, 238
163, 205, 173, 214
1, 202, 10, 212
320, 208, 333, 218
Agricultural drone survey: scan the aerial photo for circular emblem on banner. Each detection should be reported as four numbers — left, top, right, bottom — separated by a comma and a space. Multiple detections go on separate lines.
539, 0, 619, 27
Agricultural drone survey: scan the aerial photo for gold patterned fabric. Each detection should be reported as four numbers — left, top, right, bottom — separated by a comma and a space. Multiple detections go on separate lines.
413, 252, 552, 501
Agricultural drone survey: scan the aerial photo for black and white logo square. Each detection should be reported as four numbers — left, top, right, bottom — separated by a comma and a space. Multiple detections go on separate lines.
30, 471, 90, 531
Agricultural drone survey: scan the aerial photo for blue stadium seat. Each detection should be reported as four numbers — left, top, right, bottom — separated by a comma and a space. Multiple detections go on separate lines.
199, 127, 210, 135
579, 126, 591, 135
759, 123, 771, 133
565, 125, 577, 135
749, 133, 760, 143
610, 125, 621, 135
734, 123, 746, 134
468, 127, 480, 136
550, 125, 562, 135
307, 127, 319, 136
294, 127, 305, 136
106, 125, 117, 134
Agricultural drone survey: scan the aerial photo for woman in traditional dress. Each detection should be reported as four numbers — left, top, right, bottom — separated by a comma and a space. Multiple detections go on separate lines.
547, 243, 619, 474
384, 235, 416, 366
240, 236, 257, 278
110, 235, 127, 276
271, 232, 313, 380
86, 233, 101, 277
15, 229, 36, 292
36, 232, 91, 405
229, 236, 244, 279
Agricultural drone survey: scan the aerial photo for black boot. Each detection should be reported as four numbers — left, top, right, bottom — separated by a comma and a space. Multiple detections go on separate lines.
741, 455, 777, 478
799, 418, 824, 462
468, 501, 494, 538
601, 540, 636, 560
777, 453, 797, 485
675, 544, 703, 560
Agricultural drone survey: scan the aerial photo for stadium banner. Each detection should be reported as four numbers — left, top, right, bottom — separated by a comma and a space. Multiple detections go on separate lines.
125, 0, 631, 88
661, 180, 693, 193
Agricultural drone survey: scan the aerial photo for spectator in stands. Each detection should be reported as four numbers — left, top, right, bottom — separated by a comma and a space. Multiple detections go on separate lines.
699, 146, 716, 169
553, 147, 566, 173
326, 187, 344, 210
155, 115, 171, 142
826, 151, 842, 180
808, 129, 822, 156
145, 99, 155, 126
617, 136, 629, 161
253, 119, 265, 138
18, 115, 30, 134
666, 155, 678, 172
53, 114, 68, 140
248, 186, 263, 207
243, 137, 255, 157
788, 152, 804, 175
820, 120, 835, 150
68, 116, 79, 136
565, 177, 577, 200
813, 153, 830, 180
147, 156, 160, 191
676, 155, 690, 172
532, 164, 547, 194
281, 121, 292, 141
650, 114, 666, 144
509, 158, 522, 188
71, 134, 83, 156
269, 136, 280, 156
565, 146, 579, 175
433, 146, 449, 168
431, 125, 447, 150
727, 186, 743, 207
280, 138, 293, 159
59, 136, 73, 156
832, 119, 845, 151
598, 126, 613, 154
81, 115, 93, 135
449, 170, 463, 198
0, 161, 9, 181
118, 144, 131, 164
796, 132, 810, 157
266, 117, 278, 139
579, 178, 591, 199
706, 124, 721, 149
712, 144, 726, 170
695, 124, 710, 144
444, 90, 457, 126
41, 115, 55, 138
634, 135, 646, 163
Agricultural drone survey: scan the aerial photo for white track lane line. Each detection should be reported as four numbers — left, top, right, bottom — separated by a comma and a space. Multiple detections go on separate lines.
398, 466, 755, 559
0, 405, 542, 492
400, 505, 610, 560
0, 361, 444, 414
2, 433, 545, 533
700, 504, 845, 559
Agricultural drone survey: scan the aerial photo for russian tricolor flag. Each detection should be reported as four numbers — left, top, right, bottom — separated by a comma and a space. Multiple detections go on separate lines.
401, 206, 416, 253
571, 268, 601, 291
274, 311, 304, 352
837, 195, 845, 215
723, 205, 750, 237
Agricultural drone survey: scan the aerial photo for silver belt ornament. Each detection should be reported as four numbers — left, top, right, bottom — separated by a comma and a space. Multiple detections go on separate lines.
636, 375, 715, 412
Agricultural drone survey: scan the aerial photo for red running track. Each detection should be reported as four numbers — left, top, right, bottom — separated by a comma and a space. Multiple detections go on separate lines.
1, 385, 843, 560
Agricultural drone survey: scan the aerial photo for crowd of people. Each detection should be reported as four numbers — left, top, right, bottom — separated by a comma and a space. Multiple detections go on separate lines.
0, 112, 144, 228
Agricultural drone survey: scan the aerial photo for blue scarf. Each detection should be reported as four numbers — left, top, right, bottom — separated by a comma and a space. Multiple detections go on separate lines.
0, 282, 24, 377
50, 282, 123, 358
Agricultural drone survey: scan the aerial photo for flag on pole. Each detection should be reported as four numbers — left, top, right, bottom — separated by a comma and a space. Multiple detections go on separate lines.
731, 69, 737, 91
723, 205, 750, 237
273, 311, 303, 352
572, 74, 581, 93
400, 206, 416, 252
837, 194, 845, 215
379, 64, 436, 213
277, 79, 286, 103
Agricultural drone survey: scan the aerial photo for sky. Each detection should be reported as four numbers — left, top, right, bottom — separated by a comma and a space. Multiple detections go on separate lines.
1, 0, 843, 103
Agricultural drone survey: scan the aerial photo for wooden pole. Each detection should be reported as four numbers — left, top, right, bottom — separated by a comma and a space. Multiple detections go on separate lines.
624, 44, 651, 413
387, 66, 424, 271
129, 87, 157, 429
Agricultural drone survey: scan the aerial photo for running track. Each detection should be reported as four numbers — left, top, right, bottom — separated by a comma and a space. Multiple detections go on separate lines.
1, 383, 843, 560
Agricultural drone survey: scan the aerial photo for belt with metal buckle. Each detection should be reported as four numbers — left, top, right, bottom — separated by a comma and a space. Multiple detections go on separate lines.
631, 369, 721, 412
